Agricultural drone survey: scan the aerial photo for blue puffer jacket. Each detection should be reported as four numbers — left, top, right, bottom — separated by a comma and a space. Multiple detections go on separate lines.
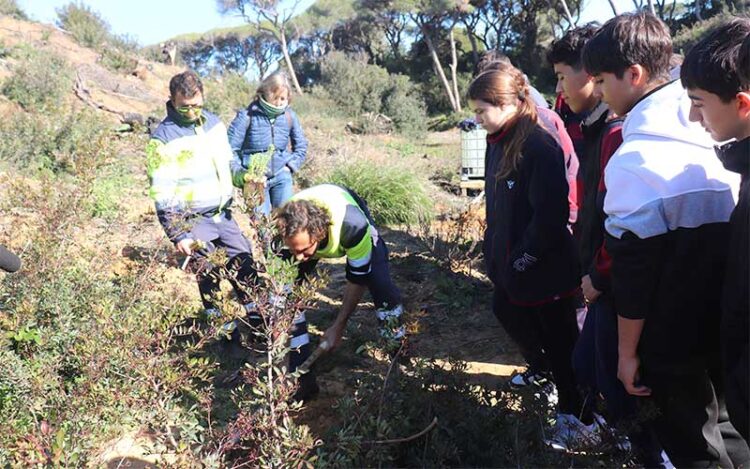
227, 100, 308, 178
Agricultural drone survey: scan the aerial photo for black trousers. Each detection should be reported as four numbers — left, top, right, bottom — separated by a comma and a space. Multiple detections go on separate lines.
640, 365, 750, 468
723, 337, 749, 444
493, 289, 585, 417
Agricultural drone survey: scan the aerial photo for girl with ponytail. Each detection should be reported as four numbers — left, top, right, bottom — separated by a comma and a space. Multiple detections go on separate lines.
469, 64, 595, 449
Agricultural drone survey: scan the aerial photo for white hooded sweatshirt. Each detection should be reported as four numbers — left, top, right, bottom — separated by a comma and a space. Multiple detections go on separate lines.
604, 80, 739, 239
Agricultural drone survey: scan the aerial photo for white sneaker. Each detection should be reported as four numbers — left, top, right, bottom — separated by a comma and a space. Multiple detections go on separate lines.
545, 413, 601, 452
509, 369, 551, 389
534, 381, 558, 409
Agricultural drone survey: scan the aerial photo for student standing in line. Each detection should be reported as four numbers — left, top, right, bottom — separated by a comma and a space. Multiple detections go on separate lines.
548, 24, 668, 465
468, 64, 596, 451
681, 17, 750, 446
583, 12, 749, 467
472, 52, 580, 393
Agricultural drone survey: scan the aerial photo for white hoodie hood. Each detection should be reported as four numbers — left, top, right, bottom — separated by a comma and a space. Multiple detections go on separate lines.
604, 80, 739, 239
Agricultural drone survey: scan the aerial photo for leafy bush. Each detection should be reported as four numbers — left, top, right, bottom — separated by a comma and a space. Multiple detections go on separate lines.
0, 0, 27, 19
322, 161, 434, 226
0, 107, 113, 174
55, 2, 110, 49
319, 52, 428, 135
2, 47, 73, 111
382, 75, 428, 137
673, 13, 733, 54
203, 73, 257, 121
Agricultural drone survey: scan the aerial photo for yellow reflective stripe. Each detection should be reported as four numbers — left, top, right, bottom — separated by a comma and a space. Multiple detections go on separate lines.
345, 227, 372, 265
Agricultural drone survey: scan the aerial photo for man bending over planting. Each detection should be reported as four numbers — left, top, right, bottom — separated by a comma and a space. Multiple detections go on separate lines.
274, 184, 405, 399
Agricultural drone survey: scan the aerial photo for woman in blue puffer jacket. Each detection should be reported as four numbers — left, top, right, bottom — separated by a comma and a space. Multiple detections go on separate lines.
228, 72, 308, 214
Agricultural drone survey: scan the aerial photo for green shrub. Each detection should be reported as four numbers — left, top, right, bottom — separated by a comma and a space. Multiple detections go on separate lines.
0, 107, 113, 174
99, 46, 137, 73
2, 47, 72, 111
382, 75, 428, 136
673, 14, 733, 54
55, 2, 110, 49
0, 0, 27, 19
203, 72, 257, 122
319, 52, 428, 135
323, 161, 433, 225
89, 165, 135, 220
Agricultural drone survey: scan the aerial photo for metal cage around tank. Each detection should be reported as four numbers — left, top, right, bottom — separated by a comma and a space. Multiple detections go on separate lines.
459, 128, 487, 195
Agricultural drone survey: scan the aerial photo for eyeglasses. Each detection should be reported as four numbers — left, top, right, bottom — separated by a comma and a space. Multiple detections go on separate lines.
175, 104, 203, 114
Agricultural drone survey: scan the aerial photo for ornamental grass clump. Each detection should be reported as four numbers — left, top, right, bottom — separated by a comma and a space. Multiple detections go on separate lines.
325, 161, 433, 226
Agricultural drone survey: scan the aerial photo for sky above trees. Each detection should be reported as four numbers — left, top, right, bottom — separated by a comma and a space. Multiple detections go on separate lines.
18, 0, 654, 46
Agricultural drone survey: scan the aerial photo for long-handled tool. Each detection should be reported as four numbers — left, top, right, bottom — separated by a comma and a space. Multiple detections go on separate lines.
297, 339, 330, 374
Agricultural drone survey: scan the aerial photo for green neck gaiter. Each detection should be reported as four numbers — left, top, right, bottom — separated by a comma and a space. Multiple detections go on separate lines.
258, 97, 287, 120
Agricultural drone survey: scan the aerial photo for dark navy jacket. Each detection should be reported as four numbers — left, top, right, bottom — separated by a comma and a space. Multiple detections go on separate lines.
227, 100, 308, 178
483, 123, 580, 305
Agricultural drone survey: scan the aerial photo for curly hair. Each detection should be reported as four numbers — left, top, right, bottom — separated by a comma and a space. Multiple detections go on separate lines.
274, 199, 331, 242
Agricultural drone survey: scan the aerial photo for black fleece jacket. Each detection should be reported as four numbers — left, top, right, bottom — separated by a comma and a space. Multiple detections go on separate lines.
716, 138, 750, 347
483, 123, 580, 305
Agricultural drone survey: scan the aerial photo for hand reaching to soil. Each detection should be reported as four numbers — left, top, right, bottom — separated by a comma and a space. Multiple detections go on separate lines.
322, 322, 345, 351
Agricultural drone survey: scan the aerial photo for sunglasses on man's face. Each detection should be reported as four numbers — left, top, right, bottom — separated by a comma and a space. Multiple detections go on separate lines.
175, 104, 203, 114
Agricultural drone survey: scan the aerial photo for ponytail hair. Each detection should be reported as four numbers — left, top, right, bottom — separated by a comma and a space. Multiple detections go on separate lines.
468, 64, 539, 179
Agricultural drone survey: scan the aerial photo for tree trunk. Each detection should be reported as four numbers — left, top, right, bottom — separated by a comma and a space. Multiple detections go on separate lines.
695, 0, 703, 20
279, 30, 303, 95
607, 0, 620, 15
558, 0, 575, 26
647, 0, 656, 14
421, 23, 458, 112
465, 24, 480, 70
448, 29, 462, 112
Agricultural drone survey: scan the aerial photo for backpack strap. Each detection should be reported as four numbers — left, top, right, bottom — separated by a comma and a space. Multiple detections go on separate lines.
240, 104, 254, 153
285, 110, 293, 151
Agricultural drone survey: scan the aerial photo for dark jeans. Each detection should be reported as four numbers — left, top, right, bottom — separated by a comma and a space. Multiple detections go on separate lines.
573, 296, 663, 466
187, 210, 256, 310
493, 289, 584, 417
640, 365, 750, 468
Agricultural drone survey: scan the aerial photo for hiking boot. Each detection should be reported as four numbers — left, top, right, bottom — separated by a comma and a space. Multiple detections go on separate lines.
508, 368, 551, 389
292, 370, 319, 403
544, 413, 601, 452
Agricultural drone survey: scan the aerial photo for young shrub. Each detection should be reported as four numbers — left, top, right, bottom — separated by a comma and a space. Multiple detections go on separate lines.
322, 161, 433, 226
55, 2, 110, 49
0, 0, 27, 19
1, 47, 73, 111
203, 72, 257, 122
0, 107, 113, 174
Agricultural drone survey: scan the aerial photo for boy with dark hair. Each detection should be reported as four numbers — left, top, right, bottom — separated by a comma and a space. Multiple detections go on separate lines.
681, 17, 750, 445
548, 22, 663, 460
584, 12, 749, 467
548, 23, 600, 160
